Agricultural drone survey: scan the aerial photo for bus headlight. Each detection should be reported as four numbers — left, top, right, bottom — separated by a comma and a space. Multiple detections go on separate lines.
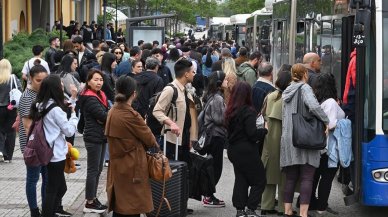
372, 169, 388, 182
374, 171, 382, 179
385, 172, 388, 181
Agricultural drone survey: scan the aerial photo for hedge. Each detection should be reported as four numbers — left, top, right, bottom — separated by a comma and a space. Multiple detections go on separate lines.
3, 28, 66, 78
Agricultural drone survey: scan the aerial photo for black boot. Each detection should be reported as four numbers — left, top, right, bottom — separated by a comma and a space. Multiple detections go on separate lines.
30, 208, 41, 217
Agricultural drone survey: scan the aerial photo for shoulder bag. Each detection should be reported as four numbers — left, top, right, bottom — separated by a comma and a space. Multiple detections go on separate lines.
9, 74, 22, 108
292, 86, 326, 150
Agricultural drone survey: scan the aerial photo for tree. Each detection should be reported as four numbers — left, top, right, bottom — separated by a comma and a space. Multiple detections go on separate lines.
225, 0, 265, 14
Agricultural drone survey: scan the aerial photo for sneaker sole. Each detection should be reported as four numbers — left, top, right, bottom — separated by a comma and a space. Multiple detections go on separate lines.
55, 213, 72, 217
83, 207, 106, 214
202, 203, 225, 208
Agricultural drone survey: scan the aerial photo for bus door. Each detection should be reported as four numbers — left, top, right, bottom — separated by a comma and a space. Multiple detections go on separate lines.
272, 19, 288, 74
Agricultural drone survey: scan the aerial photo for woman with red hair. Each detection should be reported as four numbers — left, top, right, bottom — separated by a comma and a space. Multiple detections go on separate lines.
225, 81, 268, 217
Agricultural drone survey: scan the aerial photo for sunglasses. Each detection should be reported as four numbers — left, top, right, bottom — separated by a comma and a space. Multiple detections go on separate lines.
115, 52, 122, 54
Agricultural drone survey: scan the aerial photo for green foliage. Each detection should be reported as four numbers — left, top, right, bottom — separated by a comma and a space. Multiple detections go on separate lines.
174, 32, 185, 38
224, 0, 265, 15
3, 29, 67, 78
97, 11, 114, 25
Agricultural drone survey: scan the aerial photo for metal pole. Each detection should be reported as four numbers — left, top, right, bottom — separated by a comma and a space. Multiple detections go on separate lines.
289, 0, 297, 64
59, 0, 63, 49
103, 0, 107, 41
0, 1, 3, 59
115, 0, 118, 34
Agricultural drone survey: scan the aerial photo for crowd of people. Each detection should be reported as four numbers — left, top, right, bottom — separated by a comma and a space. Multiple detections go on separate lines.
0, 20, 355, 217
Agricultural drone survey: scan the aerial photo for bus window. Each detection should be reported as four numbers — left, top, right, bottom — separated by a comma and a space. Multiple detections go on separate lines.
272, 20, 288, 74
296, 21, 305, 63
332, 19, 342, 98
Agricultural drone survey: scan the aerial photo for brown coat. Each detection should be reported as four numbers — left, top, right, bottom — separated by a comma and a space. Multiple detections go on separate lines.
105, 103, 158, 215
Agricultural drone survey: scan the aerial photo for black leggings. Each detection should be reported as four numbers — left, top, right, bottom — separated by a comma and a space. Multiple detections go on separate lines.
283, 164, 315, 204
311, 154, 338, 211
42, 160, 67, 217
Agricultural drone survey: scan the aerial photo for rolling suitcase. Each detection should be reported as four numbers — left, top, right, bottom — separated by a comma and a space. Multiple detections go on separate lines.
148, 131, 188, 217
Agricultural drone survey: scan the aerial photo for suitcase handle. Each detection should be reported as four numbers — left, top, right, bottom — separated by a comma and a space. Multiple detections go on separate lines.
163, 129, 179, 161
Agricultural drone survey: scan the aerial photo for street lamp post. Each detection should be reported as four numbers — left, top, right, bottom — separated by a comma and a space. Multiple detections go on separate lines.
103, 0, 107, 41
0, 1, 3, 59
115, 0, 118, 34
59, 0, 63, 49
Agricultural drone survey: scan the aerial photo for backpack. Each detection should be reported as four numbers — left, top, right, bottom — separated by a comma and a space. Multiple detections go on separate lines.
146, 84, 178, 136
23, 103, 58, 167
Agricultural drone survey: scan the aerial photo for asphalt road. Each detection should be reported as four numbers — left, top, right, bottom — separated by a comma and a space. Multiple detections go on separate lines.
187, 151, 388, 217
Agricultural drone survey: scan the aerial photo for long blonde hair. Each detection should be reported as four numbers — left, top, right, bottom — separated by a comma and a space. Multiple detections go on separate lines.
222, 57, 237, 75
0, 59, 12, 84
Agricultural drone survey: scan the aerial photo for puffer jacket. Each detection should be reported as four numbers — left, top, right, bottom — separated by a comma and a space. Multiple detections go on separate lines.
78, 89, 109, 144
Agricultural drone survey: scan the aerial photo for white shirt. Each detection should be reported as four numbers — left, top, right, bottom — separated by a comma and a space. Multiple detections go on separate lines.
78, 51, 84, 64
22, 57, 51, 76
321, 98, 345, 129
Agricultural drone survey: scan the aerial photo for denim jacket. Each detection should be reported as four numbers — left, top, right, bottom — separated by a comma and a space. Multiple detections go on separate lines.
327, 119, 353, 168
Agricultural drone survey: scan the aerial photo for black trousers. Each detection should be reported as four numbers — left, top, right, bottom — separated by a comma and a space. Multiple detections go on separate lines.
42, 160, 67, 217
232, 161, 266, 210
112, 212, 140, 217
311, 154, 338, 211
206, 136, 225, 186
0, 107, 17, 161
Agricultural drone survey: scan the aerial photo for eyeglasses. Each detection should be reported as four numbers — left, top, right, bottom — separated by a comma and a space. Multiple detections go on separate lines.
115, 52, 122, 54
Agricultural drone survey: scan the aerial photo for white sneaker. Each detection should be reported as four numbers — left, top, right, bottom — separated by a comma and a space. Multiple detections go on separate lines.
0, 152, 4, 162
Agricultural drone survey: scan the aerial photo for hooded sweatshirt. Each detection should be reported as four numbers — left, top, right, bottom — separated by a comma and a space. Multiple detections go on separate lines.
280, 82, 329, 168
133, 71, 164, 118
236, 62, 257, 86
38, 99, 78, 162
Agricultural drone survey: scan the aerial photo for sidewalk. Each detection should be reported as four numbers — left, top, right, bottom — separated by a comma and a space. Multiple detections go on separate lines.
0, 137, 109, 217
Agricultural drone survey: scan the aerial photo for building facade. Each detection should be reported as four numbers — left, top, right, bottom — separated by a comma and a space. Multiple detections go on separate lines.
1, 0, 102, 42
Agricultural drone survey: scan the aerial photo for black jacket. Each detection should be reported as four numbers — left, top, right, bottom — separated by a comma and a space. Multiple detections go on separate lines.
252, 80, 275, 113
227, 106, 267, 166
78, 93, 108, 144
77, 48, 96, 82
133, 71, 164, 118
157, 65, 173, 87
45, 47, 57, 71
102, 71, 116, 103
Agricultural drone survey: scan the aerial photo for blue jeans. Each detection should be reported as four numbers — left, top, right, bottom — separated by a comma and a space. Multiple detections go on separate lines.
104, 143, 110, 161
26, 165, 48, 209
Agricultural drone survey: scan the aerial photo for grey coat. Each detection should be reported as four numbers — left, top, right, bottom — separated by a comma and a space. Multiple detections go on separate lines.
280, 82, 329, 168
204, 92, 227, 138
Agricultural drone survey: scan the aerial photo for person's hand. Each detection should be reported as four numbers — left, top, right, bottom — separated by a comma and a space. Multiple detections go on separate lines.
189, 141, 194, 150
69, 84, 78, 99
170, 122, 181, 136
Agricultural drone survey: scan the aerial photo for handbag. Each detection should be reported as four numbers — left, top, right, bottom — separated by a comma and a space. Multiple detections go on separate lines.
9, 74, 22, 108
146, 151, 172, 182
292, 85, 326, 150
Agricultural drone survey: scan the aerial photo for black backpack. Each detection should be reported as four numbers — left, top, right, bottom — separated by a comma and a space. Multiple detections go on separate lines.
146, 84, 178, 136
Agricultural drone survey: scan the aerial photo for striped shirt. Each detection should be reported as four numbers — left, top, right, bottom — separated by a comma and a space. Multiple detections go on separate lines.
18, 88, 37, 153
